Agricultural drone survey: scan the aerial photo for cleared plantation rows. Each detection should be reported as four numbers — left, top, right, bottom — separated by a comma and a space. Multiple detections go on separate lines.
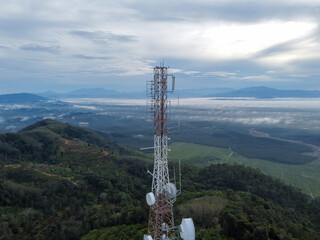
169, 142, 320, 197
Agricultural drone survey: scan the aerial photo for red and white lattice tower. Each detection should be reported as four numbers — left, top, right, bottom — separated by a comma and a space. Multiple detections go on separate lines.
144, 63, 195, 240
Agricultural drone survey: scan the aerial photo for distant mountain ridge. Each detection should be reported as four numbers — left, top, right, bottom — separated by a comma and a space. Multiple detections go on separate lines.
209, 86, 320, 98
174, 88, 234, 98
59, 88, 138, 98
37, 88, 145, 99
5, 86, 320, 100
0, 93, 48, 102
36, 87, 235, 99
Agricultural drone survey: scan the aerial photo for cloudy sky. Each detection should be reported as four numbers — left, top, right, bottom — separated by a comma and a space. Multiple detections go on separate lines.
0, 0, 320, 93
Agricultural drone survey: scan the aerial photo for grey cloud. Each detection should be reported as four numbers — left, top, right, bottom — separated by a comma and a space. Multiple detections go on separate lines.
20, 44, 60, 54
0, 18, 76, 39
127, 1, 320, 23
251, 30, 320, 74
72, 54, 111, 60
1, 0, 320, 92
253, 37, 305, 59
70, 30, 137, 44
0, 45, 10, 49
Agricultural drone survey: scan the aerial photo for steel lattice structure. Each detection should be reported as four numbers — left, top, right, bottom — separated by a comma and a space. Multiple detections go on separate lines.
147, 65, 176, 240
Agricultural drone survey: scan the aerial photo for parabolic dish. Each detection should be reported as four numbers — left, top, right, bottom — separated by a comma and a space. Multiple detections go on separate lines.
165, 183, 177, 199
144, 235, 153, 240
180, 218, 195, 240
146, 192, 156, 206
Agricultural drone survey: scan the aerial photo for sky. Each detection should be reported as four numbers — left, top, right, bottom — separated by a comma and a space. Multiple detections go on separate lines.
0, 0, 320, 93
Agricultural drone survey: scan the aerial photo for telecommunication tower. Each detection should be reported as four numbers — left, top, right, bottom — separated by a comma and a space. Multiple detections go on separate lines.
144, 63, 195, 240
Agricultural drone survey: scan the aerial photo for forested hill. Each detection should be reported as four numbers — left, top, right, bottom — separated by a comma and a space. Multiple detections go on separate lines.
0, 120, 320, 240
0, 119, 132, 164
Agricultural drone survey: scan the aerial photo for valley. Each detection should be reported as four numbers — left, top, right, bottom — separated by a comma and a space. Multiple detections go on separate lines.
170, 142, 320, 198
1, 95, 320, 239
1, 120, 320, 240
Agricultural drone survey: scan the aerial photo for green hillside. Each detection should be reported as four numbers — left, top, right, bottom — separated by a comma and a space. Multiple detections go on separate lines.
0, 120, 320, 240
0, 119, 135, 165
170, 142, 320, 197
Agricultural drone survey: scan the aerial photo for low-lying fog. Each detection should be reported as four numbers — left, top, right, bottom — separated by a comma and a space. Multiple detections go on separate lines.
1, 98, 320, 133
62, 97, 320, 129
62, 97, 320, 109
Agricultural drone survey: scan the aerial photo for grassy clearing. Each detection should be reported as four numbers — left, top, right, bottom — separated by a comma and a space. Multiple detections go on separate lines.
169, 142, 320, 197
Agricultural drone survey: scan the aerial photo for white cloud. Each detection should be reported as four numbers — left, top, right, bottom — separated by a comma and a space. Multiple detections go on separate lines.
238, 75, 288, 82
121, 20, 317, 64
5, 125, 16, 131
63, 97, 320, 111
184, 71, 201, 75
72, 105, 98, 110
233, 117, 282, 125
178, 98, 320, 110
288, 73, 311, 78
192, 21, 316, 60
0, 0, 320, 91
63, 98, 146, 105
1, 104, 31, 110
204, 71, 237, 77
168, 68, 183, 74
21, 116, 30, 121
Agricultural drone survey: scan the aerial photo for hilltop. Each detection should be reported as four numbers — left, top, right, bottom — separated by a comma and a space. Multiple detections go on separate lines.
0, 120, 320, 240
0, 93, 48, 103
0, 119, 130, 164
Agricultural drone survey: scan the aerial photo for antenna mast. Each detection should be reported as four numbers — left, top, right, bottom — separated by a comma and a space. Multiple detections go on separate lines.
144, 63, 195, 240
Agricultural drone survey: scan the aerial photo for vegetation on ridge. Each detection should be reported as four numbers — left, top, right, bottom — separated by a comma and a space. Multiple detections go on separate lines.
0, 120, 319, 240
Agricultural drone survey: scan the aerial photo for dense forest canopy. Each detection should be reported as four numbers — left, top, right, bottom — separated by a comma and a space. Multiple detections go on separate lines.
0, 119, 319, 240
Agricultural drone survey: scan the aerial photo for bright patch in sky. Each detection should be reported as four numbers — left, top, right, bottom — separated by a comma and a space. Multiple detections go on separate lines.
167, 21, 317, 60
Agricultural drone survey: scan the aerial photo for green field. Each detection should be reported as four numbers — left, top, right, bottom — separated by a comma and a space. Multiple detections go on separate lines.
169, 142, 320, 198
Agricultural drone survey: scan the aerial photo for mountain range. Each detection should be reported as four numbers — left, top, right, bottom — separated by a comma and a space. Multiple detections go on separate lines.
36, 88, 234, 99
208, 86, 320, 98
1, 86, 320, 102
37, 86, 320, 99
37, 88, 145, 99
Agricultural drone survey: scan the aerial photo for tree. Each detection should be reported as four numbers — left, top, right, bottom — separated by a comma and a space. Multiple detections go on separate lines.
253, 227, 268, 240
